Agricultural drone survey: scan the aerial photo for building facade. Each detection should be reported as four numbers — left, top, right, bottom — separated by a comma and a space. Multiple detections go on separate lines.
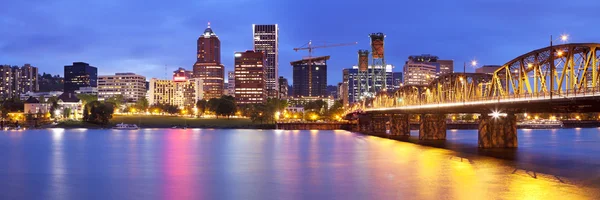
438, 59, 454, 75
64, 62, 97, 93
278, 76, 288, 99
193, 23, 224, 100
253, 24, 279, 98
403, 55, 439, 86
98, 73, 147, 102
291, 56, 329, 98
148, 78, 204, 109
392, 72, 403, 89
234, 51, 267, 105
0, 64, 39, 99
346, 65, 394, 103
227, 71, 235, 97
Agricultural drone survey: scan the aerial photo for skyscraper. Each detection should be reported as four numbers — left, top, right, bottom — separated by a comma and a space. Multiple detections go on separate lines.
64, 62, 97, 93
291, 56, 328, 97
252, 24, 279, 98
234, 51, 267, 105
194, 22, 224, 100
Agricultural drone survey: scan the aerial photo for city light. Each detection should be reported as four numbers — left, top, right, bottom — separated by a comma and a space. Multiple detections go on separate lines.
471, 60, 477, 67
557, 50, 564, 56
489, 110, 506, 118
527, 63, 533, 68
560, 34, 569, 42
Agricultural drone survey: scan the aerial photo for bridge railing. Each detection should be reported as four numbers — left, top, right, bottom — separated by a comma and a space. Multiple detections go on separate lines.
371, 85, 600, 109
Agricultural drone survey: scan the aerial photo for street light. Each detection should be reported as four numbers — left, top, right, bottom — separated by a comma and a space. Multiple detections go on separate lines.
471, 60, 478, 67
560, 34, 569, 43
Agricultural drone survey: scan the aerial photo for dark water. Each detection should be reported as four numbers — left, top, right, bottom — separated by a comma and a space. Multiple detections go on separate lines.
1, 128, 599, 199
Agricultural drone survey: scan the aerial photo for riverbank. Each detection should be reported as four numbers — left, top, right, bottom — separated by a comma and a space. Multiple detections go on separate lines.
54, 115, 275, 129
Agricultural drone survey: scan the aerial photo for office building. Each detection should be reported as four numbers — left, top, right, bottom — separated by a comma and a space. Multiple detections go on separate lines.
403, 55, 439, 85
74, 87, 98, 95
234, 51, 267, 105
337, 82, 348, 105
98, 73, 147, 102
392, 72, 403, 89
64, 62, 97, 93
193, 23, 224, 99
253, 24, 279, 98
438, 59, 454, 75
287, 96, 336, 110
0, 64, 39, 99
346, 65, 394, 103
148, 78, 204, 109
291, 56, 329, 97
278, 76, 288, 99
227, 71, 235, 97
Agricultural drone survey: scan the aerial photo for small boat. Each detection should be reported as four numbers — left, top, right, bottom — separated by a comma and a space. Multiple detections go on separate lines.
113, 123, 139, 130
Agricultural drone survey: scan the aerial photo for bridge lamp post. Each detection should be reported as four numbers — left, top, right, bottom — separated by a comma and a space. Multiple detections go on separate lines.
549, 34, 569, 99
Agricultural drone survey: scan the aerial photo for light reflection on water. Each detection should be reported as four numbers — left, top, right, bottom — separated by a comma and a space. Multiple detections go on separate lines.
0, 128, 598, 199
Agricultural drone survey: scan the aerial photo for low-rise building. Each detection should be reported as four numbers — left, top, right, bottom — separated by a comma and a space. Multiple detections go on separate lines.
20, 91, 63, 101
24, 97, 51, 115
57, 92, 83, 119
74, 87, 98, 95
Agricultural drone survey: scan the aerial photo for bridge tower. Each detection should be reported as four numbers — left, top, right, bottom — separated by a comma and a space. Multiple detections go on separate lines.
357, 50, 370, 101
370, 33, 387, 94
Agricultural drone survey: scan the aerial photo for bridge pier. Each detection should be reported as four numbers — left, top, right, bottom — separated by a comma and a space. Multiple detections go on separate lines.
370, 113, 388, 137
419, 114, 446, 140
390, 114, 410, 139
478, 113, 518, 148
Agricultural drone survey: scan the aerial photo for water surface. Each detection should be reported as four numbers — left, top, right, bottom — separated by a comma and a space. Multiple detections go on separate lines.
0, 128, 599, 199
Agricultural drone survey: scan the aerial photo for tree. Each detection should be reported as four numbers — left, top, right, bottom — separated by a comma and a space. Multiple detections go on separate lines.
216, 97, 236, 118
207, 98, 220, 113
165, 104, 180, 115
76, 94, 98, 105
38, 95, 46, 103
196, 99, 207, 116
135, 97, 149, 111
83, 101, 115, 125
63, 108, 71, 119
48, 96, 59, 119
105, 95, 124, 109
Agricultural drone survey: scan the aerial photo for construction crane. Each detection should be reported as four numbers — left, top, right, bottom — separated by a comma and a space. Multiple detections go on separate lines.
293, 41, 358, 96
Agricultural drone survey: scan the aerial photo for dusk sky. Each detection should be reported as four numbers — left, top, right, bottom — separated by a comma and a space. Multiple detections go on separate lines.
2, 0, 599, 84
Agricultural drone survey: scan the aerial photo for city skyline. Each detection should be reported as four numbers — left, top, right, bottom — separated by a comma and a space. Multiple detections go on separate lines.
2, 0, 600, 85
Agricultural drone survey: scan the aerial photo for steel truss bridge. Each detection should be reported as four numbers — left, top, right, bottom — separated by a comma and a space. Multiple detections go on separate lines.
352, 43, 600, 148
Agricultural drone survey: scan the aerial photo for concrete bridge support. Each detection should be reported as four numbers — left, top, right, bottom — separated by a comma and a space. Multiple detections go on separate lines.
370, 113, 388, 137
478, 113, 518, 148
419, 114, 447, 140
390, 114, 410, 139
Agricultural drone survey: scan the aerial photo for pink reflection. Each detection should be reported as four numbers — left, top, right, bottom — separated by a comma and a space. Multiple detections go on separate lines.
162, 129, 199, 199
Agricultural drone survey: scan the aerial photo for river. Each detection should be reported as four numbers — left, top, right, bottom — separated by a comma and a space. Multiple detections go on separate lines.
0, 128, 599, 199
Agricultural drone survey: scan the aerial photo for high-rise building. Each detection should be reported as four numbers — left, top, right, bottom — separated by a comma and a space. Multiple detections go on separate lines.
18, 64, 39, 95
392, 72, 403, 89
64, 62, 97, 93
227, 71, 235, 97
193, 23, 224, 100
252, 24, 279, 98
0, 64, 39, 99
98, 73, 147, 102
278, 76, 288, 99
291, 56, 329, 97
346, 65, 394, 103
403, 55, 439, 86
148, 78, 204, 109
234, 51, 267, 105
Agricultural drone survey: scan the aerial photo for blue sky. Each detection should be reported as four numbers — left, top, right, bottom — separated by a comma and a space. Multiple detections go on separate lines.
1, 0, 599, 84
